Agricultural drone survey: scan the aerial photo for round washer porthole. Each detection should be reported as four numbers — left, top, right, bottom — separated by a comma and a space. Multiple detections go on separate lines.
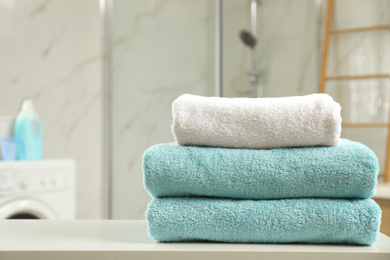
0, 199, 58, 219
8, 213, 40, 219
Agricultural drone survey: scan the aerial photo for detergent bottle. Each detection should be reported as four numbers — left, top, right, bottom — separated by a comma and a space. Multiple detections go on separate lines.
13, 100, 43, 160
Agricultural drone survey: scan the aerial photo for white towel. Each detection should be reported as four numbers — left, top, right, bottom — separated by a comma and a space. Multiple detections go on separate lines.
171, 93, 341, 149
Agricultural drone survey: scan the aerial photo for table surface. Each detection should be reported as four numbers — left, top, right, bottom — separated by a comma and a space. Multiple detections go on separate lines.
0, 220, 389, 260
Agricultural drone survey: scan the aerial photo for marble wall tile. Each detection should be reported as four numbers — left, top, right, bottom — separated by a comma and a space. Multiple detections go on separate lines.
259, 0, 318, 97
222, 0, 249, 97
328, 31, 390, 76
328, 79, 390, 123
258, 0, 312, 39
325, 0, 390, 180
333, 0, 390, 29
0, 0, 103, 218
223, 0, 319, 98
109, 0, 390, 218
109, 0, 214, 219
342, 128, 388, 171
108, 0, 320, 219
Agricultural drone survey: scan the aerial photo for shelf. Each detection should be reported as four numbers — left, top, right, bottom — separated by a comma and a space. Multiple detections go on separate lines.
320, 0, 390, 184
342, 123, 389, 127
326, 74, 390, 81
330, 25, 390, 34
0, 220, 389, 260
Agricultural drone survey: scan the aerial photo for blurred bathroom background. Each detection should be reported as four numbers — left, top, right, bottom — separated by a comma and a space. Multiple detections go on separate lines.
0, 0, 389, 220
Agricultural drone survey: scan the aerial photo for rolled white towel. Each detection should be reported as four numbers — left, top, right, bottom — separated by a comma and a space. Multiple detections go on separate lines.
171, 93, 341, 149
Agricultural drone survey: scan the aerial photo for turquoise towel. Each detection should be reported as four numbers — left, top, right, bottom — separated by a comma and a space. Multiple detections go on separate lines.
146, 197, 381, 245
143, 139, 378, 200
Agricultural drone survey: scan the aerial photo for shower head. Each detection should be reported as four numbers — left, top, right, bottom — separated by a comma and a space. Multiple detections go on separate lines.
240, 30, 257, 49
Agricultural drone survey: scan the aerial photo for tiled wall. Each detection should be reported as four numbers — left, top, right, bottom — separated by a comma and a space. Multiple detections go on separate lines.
326, 0, 390, 173
108, 0, 215, 219
108, 0, 319, 219
223, 0, 319, 98
5, 0, 385, 220
0, 0, 103, 218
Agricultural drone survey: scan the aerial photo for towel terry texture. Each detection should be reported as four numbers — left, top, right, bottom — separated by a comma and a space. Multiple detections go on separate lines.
146, 197, 381, 245
145, 93, 381, 245
143, 139, 379, 200
171, 93, 341, 149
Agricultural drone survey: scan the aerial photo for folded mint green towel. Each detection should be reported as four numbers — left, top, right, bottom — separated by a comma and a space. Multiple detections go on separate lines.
143, 139, 378, 200
146, 197, 381, 245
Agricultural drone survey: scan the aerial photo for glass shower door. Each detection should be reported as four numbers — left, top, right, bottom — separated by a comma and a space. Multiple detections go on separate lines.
105, 0, 215, 219
104, 0, 320, 219
222, 0, 319, 98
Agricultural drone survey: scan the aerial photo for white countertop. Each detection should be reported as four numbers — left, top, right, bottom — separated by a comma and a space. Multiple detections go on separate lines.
0, 220, 389, 260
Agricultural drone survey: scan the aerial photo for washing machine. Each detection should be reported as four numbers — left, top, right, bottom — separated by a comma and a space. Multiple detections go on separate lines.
0, 159, 75, 219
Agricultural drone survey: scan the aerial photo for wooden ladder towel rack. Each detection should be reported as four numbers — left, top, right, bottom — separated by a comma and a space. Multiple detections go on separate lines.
320, 0, 390, 183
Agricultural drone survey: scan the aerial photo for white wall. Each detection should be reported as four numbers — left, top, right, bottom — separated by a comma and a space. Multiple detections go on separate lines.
0, 0, 103, 218
326, 0, 390, 174
223, 0, 318, 98
108, 0, 320, 219
108, 0, 215, 219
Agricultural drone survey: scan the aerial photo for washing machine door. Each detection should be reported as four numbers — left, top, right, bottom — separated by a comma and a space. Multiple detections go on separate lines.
0, 198, 58, 219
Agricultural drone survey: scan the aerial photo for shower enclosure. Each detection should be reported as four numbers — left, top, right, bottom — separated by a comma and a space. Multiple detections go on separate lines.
103, 0, 320, 219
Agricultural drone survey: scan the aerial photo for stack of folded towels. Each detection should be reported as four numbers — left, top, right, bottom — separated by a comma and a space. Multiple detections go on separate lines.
143, 93, 382, 245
